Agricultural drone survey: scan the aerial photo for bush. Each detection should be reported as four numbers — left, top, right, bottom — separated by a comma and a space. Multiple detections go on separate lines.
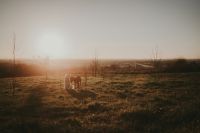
164, 59, 200, 73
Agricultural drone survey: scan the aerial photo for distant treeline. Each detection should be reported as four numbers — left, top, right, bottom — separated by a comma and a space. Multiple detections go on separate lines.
100, 59, 200, 74
0, 59, 200, 78
0, 62, 45, 78
162, 59, 200, 73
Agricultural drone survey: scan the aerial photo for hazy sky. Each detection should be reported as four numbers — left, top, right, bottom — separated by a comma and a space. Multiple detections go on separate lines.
0, 0, 200, 59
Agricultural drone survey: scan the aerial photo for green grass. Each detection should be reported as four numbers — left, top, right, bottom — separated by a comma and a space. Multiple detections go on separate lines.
0, 73, 200, 133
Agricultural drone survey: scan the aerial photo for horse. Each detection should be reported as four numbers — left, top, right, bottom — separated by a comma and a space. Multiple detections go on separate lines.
64, 74, 81, 90
69, 76, 81, 89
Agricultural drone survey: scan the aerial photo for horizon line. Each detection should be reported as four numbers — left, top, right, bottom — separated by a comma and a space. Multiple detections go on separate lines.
0, 57, 199, 61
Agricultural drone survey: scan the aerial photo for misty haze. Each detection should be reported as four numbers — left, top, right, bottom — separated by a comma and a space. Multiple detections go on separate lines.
0, 0, 200, 133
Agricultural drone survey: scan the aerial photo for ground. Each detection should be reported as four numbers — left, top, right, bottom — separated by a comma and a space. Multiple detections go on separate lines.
0, 73, 200, 133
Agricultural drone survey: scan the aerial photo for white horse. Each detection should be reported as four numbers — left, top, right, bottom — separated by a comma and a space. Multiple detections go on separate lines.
64, 74, 72, 90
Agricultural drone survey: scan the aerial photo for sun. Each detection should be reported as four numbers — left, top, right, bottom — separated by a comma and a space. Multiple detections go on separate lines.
37, 33, 67, 58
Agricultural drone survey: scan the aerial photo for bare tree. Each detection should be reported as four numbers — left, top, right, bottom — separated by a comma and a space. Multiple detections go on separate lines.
152, 45, 162, 82
152, 45, 161, 72
83, 66, 88, 86
91, 49, 99, 77
12, 33, 16, 96
60, 71, 62, 90
45, 56, 50, 80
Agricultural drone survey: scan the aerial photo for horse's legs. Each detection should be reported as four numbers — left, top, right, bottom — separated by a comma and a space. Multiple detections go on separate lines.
70, 80, 74, 89
74, 81, 76, 89
77, 81, 79, 89
74, 80, 76, 89
77, 81, 80, 89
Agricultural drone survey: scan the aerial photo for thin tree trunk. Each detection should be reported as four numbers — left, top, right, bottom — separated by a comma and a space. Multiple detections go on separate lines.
12, 33, 16, 96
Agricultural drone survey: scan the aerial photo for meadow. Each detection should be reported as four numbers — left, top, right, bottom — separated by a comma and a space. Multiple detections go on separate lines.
0, 72, 200, 133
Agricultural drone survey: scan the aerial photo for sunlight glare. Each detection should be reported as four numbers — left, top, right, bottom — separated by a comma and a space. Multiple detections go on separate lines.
37, 33, 67, 58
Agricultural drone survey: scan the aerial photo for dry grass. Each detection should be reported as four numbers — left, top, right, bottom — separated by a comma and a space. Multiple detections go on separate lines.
0, 73, 200, 133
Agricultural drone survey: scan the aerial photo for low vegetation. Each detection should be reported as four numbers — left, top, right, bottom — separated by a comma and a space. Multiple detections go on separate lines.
0, 72, 200, 133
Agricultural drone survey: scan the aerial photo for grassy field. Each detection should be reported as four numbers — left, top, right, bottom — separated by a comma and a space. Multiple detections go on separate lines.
0, 73, 200, 133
